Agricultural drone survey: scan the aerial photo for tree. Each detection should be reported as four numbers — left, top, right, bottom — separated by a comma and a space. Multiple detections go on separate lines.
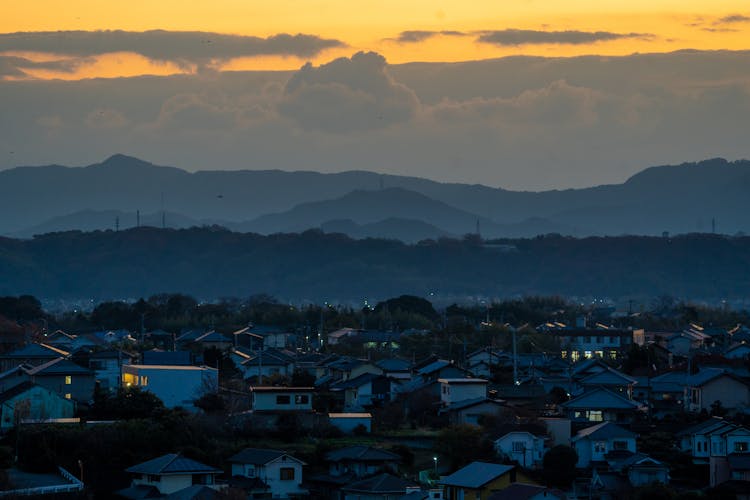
91, 387, 166, 420
542, 445, 578, 488
435, 425, 495, 469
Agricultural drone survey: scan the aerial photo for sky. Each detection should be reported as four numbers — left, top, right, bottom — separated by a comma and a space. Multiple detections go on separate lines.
1, 1, 750, 189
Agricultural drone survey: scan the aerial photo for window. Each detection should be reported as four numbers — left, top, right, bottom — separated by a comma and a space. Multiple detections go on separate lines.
594, 441, 606, 453
65, 375, 72, 385
276, 395, 291, 404
561, 350, 568, 359
147, 475, 160, 483
65, 393, 72, 400
587, 410, 603, 422
594, 350, 604, 358
512, 441, 525, 452
571, 351, 580, 362
613, 441, 628, 451
280, 467, 295, 481
691, 389, 700, 405
735, 442, 749, 453
245, 466, 256, 477
609, 351, 618, 359
584, 351, 592, 359
295, 394, 309, 404
140, 376, 148, 386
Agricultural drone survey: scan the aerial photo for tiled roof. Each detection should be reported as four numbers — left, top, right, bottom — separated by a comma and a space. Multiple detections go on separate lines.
25, 358, 92, 376
572, 422, 636, 442
561, 387, 642, 410
342, 473, 416, 493
1, 343, 69, 359
439, 462, 514, 488
126, 454, 220, 475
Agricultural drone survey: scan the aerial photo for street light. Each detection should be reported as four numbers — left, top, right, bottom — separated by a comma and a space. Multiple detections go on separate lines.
433, 456, 438, 476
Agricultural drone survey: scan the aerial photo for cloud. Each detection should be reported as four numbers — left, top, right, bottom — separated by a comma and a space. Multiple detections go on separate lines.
0, 30, 345, 68
716, 14, 750, 24
0, 54, 88, 78
278, 51, 420, 132
391, 30, 467, 43
85, 108, 129, 129
476, 29, 653, 46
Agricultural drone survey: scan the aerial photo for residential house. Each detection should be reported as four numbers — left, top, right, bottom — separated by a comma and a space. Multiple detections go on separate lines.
547, 327, 637, 362
376, 358, 412, 380
325, 446, 401, 478
440, 398, 506, 426
0, 382, 75, 430
231, 327, 264, 351
228, 448, 307, 498
142, 350, 193, 366
0, 343, 69, 371
25, 358, 95, 403
685, 368, 750, 413
251, 386, 313, 413
242, 349, 296, 382
571, 422, 637, 468
677, 418, 736, 460
725, 343, 750, 360
341, 473, 419, 500
121, 364, 218, 409
0, 365, 30, 393
620, 454, 670, 486
330, 373, 393, 410
88, 350, 136, 392
439, 379, 488, 406
495, 432, 547, 469
190, 331, 233, 351
116, 453, 222, 499
560, 387, 644, 424
577, 367, 637, 399
439, 462, 516, 500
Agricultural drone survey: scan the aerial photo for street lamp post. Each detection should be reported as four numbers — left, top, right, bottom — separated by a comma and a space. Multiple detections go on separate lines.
433, 456, 438, 476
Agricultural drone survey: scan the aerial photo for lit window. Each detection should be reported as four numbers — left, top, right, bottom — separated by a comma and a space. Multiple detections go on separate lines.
65, 376, 72, 385
584, 351, 592, 359
65, 393, 72, 399
140, 376, 148, 386
735, 442, 749, 452
561, 351, 568, 359
587, 410, 603, 422
571, 351, 580, 362
594, 350, 604, 358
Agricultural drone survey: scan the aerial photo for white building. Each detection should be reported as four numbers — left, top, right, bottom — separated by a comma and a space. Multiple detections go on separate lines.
571, 422, 637, 468
121, 364, 218, 409
118, 453, 221, 498
228, 448, 307, 499
438, 378, 488, 406
251, 386, 314, 413
494, 431, 547, 469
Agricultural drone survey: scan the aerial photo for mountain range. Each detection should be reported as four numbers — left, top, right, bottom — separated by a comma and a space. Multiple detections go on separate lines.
2, 154, 749, 240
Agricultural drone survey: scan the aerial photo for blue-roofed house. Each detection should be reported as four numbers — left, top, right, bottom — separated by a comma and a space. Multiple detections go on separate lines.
228, 448, 307, 499
116, 453, 222, 499
376, 358, 412, 380
330, 372, 394, 410
578, 367, 637, 399
24, 357, 95, 403
571, 422, 637, 468
560, 387, 644, 424
494, 432, 547, 469
89, 350, 136, 392
190, 331, 233, 351
0, 381, 75, 430
142, 350, 193, 366
685, 368, 750, 413
439, 462, 516, 500
0, 343, 70, 371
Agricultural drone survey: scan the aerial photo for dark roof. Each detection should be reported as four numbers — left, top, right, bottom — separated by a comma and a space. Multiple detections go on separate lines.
439, 462, 515, 488
164, 485, 223, 500
330, 372, 383, 391
0, 343, 69, 359
228, 475, 270, 491
90, 350, 136, 360
342, 473, 416, 493
142, 351, 192, 366
228, 448, 304, 465
487, 483, 563, 500
126, 454, 220, 475
115, 485, 162, 499
193, 331, 232, 344
0, 381, 62, 403
25, 358, 93, 376
325, 446, 401, 463
440, 397, 505, 413
572, 422, 636, 442
561, 387, 642, 410
376, 358, 411, 371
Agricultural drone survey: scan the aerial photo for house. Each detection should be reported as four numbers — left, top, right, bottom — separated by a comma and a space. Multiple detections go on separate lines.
116, 453, 222, 498
560, 387, 644, 424
329, 413, 372, 433
725, 343, 750, 360
494, 432, 547, 469
191, 331, 233, 351
0, 365, 30, 393
121, 364, 218, 409
439, 378, 488, 406
24, 358, 96, 403
548, 327, 637, 362
685, 368, 750, 413
571, 422, 637, 468
486, 483, 563, 500
325, 446, 401, 478
376, 358, 412, 380
341, 473, 419, 500
228, 448, 307, 498
0, 382, 75, 430
416, 360, 470, 385
0, 343, 69, 371
330, 373, 393, 410
439, 462, 516, 500
676, 417, 737, 460
88, 350, 136, 391
620, 454, 670, 486
577, 367, 637, 399
242, 349, 296, 382
251, 386, 314, 413
439, 398, 506, 426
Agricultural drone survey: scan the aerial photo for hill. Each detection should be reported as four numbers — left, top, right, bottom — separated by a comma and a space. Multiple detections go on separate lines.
1, 228, 748, 302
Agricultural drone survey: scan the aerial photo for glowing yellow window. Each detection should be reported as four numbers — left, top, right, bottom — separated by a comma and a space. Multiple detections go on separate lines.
64, 393, 72, 399
65, 375, 72, 385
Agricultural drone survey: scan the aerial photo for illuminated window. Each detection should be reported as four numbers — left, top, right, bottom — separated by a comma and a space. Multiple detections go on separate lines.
561, 350, 568, 359
609, 351, 618, 359
584, 351, 592, 359
594, 350, 604, 358
140, 376, 149, 386
587, 410, 603, 422
123, 373, 137, 386
65, 375, 72, 385
571, 351, 580, 362
65, 393, 72, 400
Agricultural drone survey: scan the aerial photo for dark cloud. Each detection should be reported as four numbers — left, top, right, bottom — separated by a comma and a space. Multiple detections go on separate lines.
716, 14, 750, 24
0, 30, 345, 67
278, 51, 419, 132
392, 30, 467, 43
476, 29, 653, 46
0, 55, 87, 77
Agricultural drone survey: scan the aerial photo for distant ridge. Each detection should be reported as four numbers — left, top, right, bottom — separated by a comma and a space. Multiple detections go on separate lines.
1, 155, 749, 239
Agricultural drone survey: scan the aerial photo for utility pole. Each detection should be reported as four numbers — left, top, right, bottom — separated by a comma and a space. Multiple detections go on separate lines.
512, 328, 518, 385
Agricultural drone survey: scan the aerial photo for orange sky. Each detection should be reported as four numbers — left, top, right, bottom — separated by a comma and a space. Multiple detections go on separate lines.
3, 0, 750, 79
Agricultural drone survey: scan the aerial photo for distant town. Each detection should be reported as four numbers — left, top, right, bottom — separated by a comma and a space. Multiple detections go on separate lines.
0, 293, 748, 498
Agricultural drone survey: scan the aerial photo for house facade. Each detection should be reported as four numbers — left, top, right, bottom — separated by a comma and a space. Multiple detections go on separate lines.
251, 386, 314, 413
571, 422, 637, 468
494, 431, 546, 469
228, 448, 307, 498
121, 364, 218, 409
